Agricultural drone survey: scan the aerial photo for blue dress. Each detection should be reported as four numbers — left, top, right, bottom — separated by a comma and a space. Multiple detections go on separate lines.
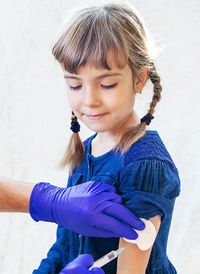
33, 130, 181, 273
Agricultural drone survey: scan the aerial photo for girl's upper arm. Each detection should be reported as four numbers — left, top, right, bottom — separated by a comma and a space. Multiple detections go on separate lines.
116, 159, 180, 273
117, 215, 161, 274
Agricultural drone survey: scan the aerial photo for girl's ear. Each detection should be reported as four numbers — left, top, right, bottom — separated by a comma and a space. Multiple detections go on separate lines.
134, 67, 150, 94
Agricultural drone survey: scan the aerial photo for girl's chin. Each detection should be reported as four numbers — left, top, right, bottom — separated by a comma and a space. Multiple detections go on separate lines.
81, 121, 107, 132
86, 125, 106, 132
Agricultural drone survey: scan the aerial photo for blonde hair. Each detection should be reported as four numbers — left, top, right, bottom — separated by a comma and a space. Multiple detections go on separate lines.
52, 2, 162, 175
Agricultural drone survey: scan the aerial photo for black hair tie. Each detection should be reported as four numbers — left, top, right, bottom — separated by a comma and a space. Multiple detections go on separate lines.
70, 121, 80, 133
140, 113, 154, 125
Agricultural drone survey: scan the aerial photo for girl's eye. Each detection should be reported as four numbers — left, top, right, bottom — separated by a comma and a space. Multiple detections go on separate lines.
101, 83, 117, 89
69, 83, 117, 90
69, 85, 82, 90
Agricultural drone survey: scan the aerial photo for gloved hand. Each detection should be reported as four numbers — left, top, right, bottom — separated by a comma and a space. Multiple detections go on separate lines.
30, 181, 145, 238
60, 254, 104, 274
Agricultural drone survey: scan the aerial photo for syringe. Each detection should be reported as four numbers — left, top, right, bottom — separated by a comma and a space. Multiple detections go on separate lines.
89, 247, 125, 270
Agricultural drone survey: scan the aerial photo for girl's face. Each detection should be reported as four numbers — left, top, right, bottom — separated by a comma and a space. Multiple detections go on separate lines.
63, 50, 142, 136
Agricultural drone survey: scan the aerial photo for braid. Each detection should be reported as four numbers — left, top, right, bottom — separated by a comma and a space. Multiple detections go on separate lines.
57, 111, 85, 176
115, 62, 163, 154
147, 62, 162, 116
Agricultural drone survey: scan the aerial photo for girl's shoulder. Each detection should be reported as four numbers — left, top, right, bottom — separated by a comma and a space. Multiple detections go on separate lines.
82, 130, 178, 173
123, 130, 177, 172
119, 131, 181, 200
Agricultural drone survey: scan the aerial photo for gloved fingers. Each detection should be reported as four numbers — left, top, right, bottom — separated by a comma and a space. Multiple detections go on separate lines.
93, 214, 139, 239
90, 267, 105, 274
80, 192, 122, 225
78, 224, 121, 238
81, 194, 122, 220
103, 203, 145, 230
86, 181, 117, 194
71, 254, 94, 268
95, 192, 122, 204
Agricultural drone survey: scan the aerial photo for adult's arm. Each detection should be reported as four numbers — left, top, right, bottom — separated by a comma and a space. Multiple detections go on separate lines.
0, 177, 145, 238
0, 176, 34, 212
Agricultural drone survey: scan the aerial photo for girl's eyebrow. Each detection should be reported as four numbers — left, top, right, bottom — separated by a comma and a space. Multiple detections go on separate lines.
64, 72, 122, 80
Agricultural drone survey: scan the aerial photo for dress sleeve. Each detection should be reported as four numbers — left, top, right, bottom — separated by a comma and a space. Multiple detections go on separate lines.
118, 159, 181, 221
32, 226, 69, 274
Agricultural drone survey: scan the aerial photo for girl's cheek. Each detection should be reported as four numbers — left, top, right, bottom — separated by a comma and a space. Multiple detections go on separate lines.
67, 93, 81, 107
68, 99, 83, 118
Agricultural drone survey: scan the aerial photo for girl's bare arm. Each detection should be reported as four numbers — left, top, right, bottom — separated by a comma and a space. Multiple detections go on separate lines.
0, 176, 35, 212
117, 215, 161, 274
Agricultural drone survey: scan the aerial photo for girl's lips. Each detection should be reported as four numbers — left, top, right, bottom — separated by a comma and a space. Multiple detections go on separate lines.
85, 113, 107, 120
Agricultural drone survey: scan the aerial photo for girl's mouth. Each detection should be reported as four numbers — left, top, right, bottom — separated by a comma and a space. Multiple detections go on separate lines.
85, 113, 107, 120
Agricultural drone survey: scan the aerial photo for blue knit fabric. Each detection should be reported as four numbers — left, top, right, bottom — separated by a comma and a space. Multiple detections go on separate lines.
33, 130, 181, 274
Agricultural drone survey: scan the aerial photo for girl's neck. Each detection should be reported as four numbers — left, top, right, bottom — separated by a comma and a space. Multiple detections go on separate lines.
93, 111, 140, 145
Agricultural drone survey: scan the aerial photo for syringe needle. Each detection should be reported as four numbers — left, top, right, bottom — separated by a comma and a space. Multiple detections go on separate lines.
89, 247, 126, 270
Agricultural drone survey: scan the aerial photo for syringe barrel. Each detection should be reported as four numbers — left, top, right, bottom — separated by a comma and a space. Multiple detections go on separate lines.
91, 251, 117, 268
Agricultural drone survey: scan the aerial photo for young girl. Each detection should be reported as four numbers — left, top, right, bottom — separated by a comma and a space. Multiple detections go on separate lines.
33, 2, 180, 273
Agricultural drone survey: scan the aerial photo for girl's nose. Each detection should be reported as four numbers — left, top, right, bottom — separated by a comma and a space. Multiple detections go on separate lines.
83, 86, 101, 107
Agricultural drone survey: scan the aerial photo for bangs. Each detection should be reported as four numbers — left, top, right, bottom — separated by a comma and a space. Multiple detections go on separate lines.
52, 7, 129, 74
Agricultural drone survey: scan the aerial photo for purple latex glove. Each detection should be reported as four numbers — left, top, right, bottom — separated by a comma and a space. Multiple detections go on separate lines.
29, 181, 145, 238
60, 254, 104, 274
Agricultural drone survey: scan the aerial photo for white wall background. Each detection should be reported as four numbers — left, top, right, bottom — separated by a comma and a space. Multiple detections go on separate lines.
0, 0, 199, 273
